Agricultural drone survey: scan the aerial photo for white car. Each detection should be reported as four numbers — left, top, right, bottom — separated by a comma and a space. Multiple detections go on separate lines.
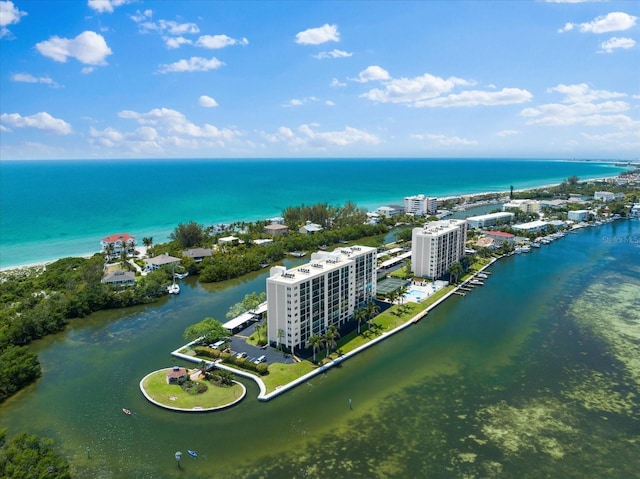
236, 352, 247, 359
254, 355, 266, 364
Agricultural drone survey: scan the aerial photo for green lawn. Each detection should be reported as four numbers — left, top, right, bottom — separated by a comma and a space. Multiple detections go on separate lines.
262, 361, 316, 393
142, 369, 243, 409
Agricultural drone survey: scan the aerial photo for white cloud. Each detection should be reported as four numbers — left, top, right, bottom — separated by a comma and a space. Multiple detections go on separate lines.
330, 77, 346, 87
165, 36, 192, 49
36, 31, 113, 66
547, 83, 626, 103
297, 124, 380, 147
314, 49, 352, 59
157, 56, 224, 73
521, 100, 633, 127
87, 0, 131, 14
561, 12, 637, 34
353, 65, 390, 83
411, 133, 477, 146
414, 88, 532, 108
496, 130, 520, 137
325, 100, 335, 106
130, 9, 152, 23
0, 0, 27, 38
600, 36, 636, 53
118, 107, 239, 141
199, 95, 219, 107
196, 34, 249, 49
361, 71, 472, 103
0, 112, 72, 134
283, 97, 319, 107
11, 72, 56, 85
295, 24, 340, 45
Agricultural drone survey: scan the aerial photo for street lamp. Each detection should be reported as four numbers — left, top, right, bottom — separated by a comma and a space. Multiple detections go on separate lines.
175, 451, 182, 469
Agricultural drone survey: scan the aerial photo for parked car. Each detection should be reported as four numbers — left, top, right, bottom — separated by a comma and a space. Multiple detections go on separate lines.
236, 352, 247, 359
254, 355, 266, 364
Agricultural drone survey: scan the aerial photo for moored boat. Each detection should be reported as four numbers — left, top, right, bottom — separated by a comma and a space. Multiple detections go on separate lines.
122, 408, 131, 415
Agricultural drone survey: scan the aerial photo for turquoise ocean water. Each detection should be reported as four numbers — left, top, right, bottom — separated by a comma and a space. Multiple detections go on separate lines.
0, 158, 627, 268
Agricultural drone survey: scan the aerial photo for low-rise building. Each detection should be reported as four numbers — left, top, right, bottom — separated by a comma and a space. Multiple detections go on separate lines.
568, 210, 590, 222
376, 205, 403, 217
411, 219, 467, 279
594, 191, 615, 202
502, 199, 541, 214
299, 221, 323, 235
484, 231, 515, 244
466, 212, 515, 229
166, 366, 188, 384
218, 236, 240, 246
631, 203, 640, 217
512, 220, 549, 233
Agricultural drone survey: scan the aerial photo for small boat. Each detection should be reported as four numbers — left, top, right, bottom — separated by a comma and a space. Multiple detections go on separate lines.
187, 450, 198, 458
174, 272, 189, 280
122, 408, 131, 415
167, 282, 180, 294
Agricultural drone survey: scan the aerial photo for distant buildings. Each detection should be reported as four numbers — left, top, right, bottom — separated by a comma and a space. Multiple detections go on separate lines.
631, 203, 640, 217
182, 248, 214, 262
502, 199, 541, 214
484, 231, 515, 244
376, 205, 403, 217
218, 236, 240, 247
466, 212, 515, 229
594, 191, 615, 202
512, 220, 549, 233
264, 224, 289, 236
266, 245, 377, 351
299, 221, 323, 235
411, 219, 467, 279
404, 194, 437, 216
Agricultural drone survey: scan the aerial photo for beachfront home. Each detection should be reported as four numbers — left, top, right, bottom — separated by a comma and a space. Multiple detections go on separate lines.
466, 212, 515, 229
218, 236, 240, 247
266, 245, 377, 351
101, 233, 136, 256
264, 224, 289, 237
182, 248, 214, 262
101, 270, 136, 286
404, 194, 437, 216
299, 221, 323, 235
144, 253, 181, 271
411, 219, 467, 280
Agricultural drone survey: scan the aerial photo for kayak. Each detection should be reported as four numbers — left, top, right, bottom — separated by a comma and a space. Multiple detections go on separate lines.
187, 450, 198, 458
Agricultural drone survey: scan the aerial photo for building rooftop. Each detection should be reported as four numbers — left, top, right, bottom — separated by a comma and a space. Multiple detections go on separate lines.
101, 233, 135, 243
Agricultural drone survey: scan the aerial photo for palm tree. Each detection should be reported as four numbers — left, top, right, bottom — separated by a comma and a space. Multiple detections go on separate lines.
365, 301, 380, 328
142, 236, 153, 256
277, 328, 285, 351
355, 309, 366, 334
254, 323, 262, 345
324, 325, 340, 357
308, 334, 321, 362
104, 243, 115, 263
448, 262, 464, 285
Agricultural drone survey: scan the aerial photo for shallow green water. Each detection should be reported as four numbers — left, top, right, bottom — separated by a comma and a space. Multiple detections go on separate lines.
1, 221, 638, 478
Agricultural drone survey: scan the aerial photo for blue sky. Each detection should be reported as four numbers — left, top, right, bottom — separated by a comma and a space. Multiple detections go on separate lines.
0, 0, 638, 160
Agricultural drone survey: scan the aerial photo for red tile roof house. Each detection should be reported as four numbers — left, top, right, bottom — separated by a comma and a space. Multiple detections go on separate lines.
166, 367, 188, 384
100, 233, 136, 256
484, 231, 515, 244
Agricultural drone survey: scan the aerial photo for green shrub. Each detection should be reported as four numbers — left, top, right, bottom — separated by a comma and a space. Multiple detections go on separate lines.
256, 363, 269, 375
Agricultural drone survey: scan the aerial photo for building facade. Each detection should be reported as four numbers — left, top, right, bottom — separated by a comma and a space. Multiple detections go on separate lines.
502, 199, 541, 214
404, 194, 437, 216
411, 219, 467, 279
101, 233, 136, 255
466, 212, 515, 229
266, 245, 377, 351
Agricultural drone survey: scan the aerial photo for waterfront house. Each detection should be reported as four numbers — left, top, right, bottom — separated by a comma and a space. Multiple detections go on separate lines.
502, 199, 541, 214
101, 270, 136, 286
376, 205, 403, 217
166, 366, 188, 384
144, 253, 181, 271
411, 219, 467, 279
512, 220, 549, 234
100, 233, 136, 256
218, 236, 240, 247
182, 248, 214, 262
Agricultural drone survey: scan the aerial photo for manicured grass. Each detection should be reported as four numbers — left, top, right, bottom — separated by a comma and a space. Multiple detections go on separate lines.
142, 369, 242, 409
262, 361, 316, 393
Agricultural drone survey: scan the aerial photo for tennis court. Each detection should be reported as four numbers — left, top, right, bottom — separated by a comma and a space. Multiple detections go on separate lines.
376, 277, 408, 296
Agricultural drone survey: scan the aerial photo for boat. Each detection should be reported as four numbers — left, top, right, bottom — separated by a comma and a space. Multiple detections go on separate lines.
167, 283, 180, 294
122, 408, 131, 415
174, 272, 189, 280
187, 450, 198, 458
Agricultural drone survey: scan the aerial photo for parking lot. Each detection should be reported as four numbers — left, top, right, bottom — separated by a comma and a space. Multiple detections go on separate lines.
223, 321, 297, 366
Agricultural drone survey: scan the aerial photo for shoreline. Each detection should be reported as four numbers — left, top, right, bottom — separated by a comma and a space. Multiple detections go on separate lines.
0, 172, 628, 272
